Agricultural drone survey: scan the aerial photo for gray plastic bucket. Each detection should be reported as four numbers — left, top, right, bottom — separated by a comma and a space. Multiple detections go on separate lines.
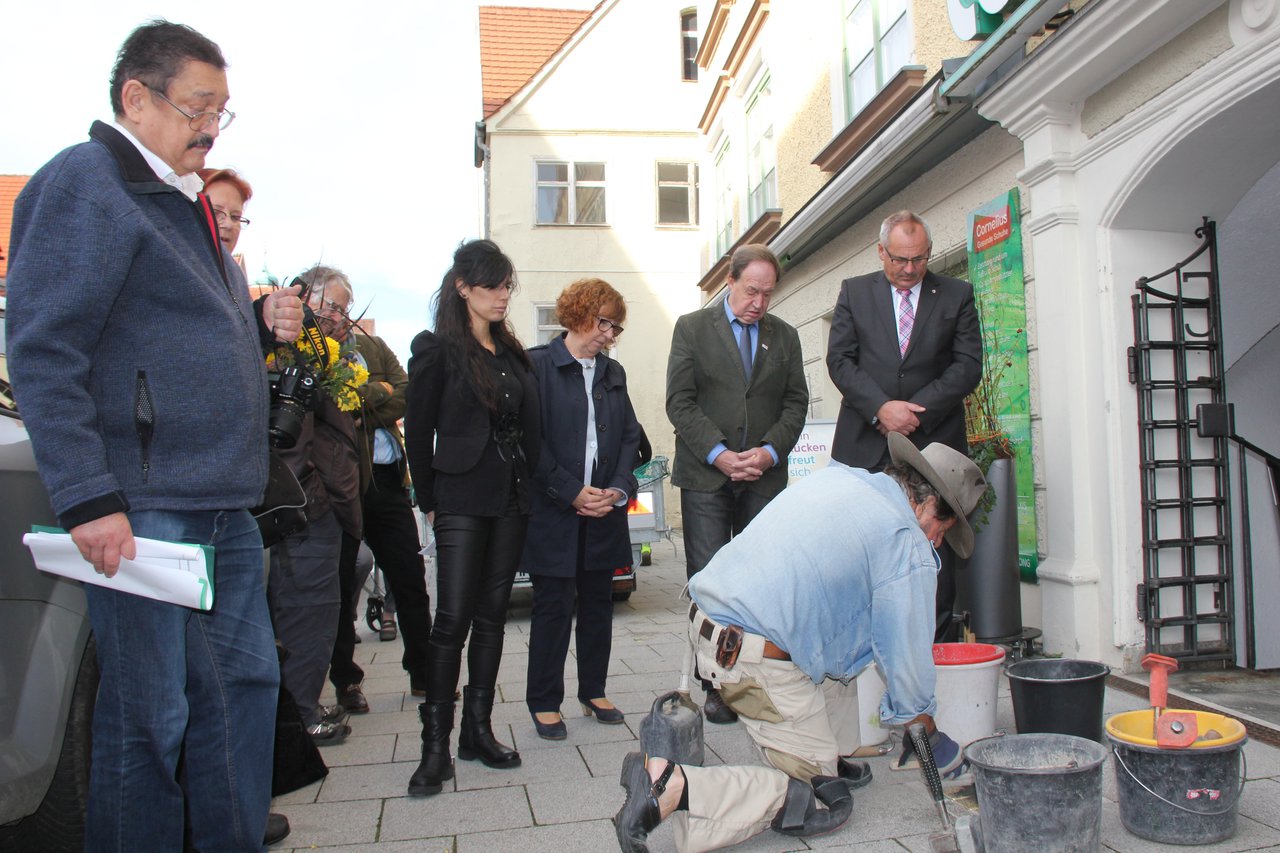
966, 733, 1107, 853
1006, 658, 1110, 742
1106, 710, 1247, 845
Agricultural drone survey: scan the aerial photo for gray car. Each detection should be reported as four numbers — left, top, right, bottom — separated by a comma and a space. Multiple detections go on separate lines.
0, 301, 97, 851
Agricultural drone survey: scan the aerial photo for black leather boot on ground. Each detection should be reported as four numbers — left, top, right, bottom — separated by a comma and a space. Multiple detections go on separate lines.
407, 701, 455, 796
458, 685, 521, 768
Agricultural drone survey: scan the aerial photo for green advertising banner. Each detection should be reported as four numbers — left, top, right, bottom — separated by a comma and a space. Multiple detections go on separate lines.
966, 188, 1038, 581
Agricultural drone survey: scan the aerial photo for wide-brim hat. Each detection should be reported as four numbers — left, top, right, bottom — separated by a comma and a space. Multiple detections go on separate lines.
887, 432, 988, 559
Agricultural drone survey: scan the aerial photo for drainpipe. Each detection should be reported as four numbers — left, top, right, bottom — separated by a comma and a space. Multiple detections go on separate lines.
474, 120, 491, 239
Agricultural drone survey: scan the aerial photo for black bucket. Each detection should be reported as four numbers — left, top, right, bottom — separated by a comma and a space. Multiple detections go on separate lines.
1006, 658, 1110, 742
1106, 709, 1247, 845
966, 733, 1107, 853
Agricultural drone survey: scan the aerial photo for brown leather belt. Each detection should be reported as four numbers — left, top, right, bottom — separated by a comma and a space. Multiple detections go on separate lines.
688, 602, 791, 661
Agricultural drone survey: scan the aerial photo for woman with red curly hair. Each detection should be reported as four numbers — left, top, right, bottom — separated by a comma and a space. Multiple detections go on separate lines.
196, 167, 252, 250
521, 278, 643, 740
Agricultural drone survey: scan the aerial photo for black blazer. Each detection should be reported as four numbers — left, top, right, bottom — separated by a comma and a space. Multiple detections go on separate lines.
404, 330, 541, 516
826, 269, 982, 468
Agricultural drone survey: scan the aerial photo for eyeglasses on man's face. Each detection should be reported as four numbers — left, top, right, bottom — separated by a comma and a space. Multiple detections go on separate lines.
883, 251, 930, 268
212, 207, 250, 228
309, 296, 352, 316
148, 86, 236, 131
597, 317, 625, 336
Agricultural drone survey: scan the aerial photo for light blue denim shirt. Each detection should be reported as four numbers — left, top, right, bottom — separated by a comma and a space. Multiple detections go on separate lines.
688, 461, 939, 724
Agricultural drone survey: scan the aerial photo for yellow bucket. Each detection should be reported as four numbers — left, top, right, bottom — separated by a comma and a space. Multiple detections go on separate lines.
1105, 709, 1246, 748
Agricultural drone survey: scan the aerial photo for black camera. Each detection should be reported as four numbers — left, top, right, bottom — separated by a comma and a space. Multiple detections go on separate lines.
267, 364, 318, 449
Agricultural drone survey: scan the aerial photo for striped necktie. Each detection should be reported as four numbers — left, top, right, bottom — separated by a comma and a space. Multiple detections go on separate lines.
898, 288, 914, 357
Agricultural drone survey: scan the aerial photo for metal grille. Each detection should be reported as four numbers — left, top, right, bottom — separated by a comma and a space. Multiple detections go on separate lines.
1128, 219, 1233, 662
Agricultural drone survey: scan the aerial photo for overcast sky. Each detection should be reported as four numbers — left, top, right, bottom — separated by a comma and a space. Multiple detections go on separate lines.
1, 0, 597, 364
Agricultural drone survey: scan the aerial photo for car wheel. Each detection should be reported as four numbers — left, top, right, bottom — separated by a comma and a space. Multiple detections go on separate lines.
2, 636, 98, 852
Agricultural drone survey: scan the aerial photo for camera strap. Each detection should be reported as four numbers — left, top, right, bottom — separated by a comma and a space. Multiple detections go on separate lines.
287, 276, 333, 368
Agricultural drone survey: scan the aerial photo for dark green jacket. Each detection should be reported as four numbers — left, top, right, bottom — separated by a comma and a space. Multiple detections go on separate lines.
665, 303, 809, 498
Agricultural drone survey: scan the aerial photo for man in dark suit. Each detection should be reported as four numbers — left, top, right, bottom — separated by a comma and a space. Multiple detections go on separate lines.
826, 210, 982, 641
666, 243, 809, 722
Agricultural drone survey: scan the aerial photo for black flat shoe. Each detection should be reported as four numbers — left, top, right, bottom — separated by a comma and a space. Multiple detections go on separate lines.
532, 711, 567, 740
581, 698, 625, 724
837, 757, 873, 789
264, 812, 290, 846
614, 752, 675, 853
702, 687, 739, 724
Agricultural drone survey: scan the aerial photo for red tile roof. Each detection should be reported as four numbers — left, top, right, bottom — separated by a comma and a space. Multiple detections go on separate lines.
0, 175, 31, 282
479, 5, 595, 119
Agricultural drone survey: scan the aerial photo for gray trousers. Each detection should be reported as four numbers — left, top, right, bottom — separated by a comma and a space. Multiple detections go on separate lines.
269, 509, 342, 726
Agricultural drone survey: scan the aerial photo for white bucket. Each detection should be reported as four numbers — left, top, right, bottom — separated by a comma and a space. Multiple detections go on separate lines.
932, 643, 1005, 746
855, 664, 890, 747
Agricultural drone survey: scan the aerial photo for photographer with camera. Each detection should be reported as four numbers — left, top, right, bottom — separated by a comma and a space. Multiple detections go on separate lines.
266, 264, 365, 746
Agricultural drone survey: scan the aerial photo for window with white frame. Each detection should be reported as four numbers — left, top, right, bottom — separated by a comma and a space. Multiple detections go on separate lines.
680, 10, 698, 82
745, 74, 777, 223
535, 161, 607, 225
714, 141, 734, 257
657, 162, 698, 226
534, 304, 564, 345
843, 0, 912, 119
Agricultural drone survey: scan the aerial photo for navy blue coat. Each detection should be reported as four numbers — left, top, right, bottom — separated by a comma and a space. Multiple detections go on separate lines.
520, 335, 642, 576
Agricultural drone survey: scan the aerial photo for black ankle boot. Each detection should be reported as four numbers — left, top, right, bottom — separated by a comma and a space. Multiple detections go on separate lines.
457, 685, 521, 768
408, 701, 455, 796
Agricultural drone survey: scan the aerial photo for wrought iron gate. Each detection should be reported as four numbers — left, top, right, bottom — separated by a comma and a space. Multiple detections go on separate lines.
1128, 219, 1233, 662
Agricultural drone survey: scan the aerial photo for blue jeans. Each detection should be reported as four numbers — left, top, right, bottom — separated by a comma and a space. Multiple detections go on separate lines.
84, 509, 278, 853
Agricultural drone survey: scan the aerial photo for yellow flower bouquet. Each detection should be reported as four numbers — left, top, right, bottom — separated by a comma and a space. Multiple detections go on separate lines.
267, 330, 368, 412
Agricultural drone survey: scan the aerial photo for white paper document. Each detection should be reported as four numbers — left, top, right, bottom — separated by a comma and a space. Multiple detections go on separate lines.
23, 527, 214, 611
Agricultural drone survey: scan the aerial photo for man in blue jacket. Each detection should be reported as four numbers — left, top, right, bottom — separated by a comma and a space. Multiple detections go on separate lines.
615, 434, 986, 852
5, 20, 302, 852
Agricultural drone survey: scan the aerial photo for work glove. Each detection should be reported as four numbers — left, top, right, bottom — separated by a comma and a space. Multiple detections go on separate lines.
895, 728, 970, 782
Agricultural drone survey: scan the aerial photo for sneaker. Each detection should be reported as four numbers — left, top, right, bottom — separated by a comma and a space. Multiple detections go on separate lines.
319, 703, 350, 725
308, 719, 351, 746
338, 684, 370, 714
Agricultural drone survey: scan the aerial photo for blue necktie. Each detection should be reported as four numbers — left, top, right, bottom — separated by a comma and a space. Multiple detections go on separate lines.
737, 321, 754, 380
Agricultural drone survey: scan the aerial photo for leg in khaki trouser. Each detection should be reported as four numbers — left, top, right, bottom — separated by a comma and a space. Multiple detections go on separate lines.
716, 655, 862, 782
669, 763, 792, 853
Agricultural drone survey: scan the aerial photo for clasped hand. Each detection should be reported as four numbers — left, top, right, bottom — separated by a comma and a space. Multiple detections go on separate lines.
573, 485, 623, 517
713, 447, 772, 481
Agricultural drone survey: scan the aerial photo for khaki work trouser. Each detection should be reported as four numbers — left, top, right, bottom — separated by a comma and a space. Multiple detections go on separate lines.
669, 610, 866, 851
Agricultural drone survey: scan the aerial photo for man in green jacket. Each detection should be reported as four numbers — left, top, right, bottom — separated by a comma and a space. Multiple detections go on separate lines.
665, 243, 809, 723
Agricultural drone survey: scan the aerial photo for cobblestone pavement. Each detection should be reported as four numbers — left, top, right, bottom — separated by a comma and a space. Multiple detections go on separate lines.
273, 535, 1280, 852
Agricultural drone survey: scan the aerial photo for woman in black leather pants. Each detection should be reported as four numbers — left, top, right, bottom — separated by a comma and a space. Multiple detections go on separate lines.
403, 240, 541, 796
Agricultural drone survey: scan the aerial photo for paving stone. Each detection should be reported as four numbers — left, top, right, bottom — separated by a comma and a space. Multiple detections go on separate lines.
269, 798, 381, 849
527, 774, 622, 824
314, 732, 398, 768
455, 818, 619, 853
379, 785, 533, 839
452, 739, 591, 790
317, 759, 435, 802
